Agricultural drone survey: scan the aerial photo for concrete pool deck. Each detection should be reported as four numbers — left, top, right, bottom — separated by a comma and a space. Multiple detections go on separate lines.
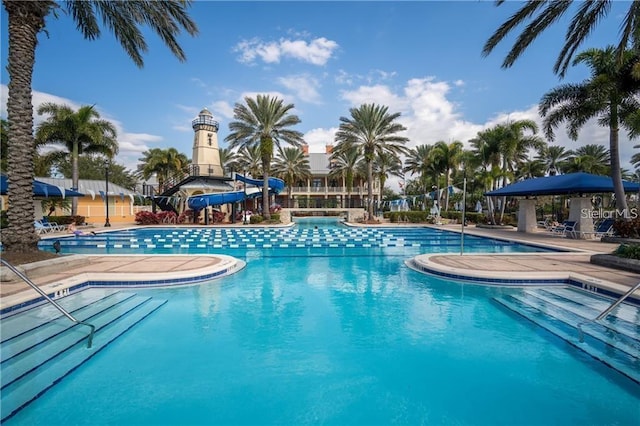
1, 223, 638, 311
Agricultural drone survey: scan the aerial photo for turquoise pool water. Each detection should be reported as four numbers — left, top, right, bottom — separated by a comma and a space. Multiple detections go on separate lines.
10, 222, 638, 424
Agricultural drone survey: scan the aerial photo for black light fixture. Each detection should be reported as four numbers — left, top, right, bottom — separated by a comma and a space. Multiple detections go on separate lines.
53, 241, 61, 254
104, 159, 111, 227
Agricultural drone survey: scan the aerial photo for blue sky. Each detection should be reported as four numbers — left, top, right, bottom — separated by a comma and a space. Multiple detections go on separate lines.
1, 1, 637, 187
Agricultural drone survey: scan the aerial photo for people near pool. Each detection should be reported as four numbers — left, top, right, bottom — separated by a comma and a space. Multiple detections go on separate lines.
68, 222, 96, 236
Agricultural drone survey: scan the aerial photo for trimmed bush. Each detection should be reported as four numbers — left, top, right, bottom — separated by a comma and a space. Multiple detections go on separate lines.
135, 211, 160, 225
614, 243, 640, 260
250, 215, 264, 224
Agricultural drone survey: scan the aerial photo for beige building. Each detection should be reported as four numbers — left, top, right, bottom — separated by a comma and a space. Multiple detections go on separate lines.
36, 177, 139, 225
275, 144, 379, 209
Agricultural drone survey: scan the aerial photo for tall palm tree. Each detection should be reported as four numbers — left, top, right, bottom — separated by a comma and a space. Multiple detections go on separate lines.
432, 140, 464, 211
536, 145, 571, 176
219, 147, 238, 176
404, 144, 438, 210
540, 46, 640, 213
235, 144, 263, 179
3, 0, 197, 253
35, 103, 118, 215
373, 151, 403, 206
565, 144, 611, 175
272, 147, 311, 208
225, 94, 305, 220
482, 1, 639, 77
0, 118, 7, 173
333, 104, 409, 219
495, 120, 545, 222
137, 148, 189, 194
329, 145, 361, 208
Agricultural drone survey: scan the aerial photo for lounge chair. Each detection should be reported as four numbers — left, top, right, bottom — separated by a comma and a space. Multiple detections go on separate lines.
551, 220, 577, 238
34, 220, 53, 234
581, 218, 615, 239
40, 217, 65, 232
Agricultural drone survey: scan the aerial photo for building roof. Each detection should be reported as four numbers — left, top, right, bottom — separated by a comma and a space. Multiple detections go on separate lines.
484, 172, 640, 197
36, 177, 138, 198
308, 153, 331, 175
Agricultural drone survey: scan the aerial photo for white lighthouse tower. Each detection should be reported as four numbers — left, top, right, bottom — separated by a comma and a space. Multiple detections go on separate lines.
191, 108, 223, 176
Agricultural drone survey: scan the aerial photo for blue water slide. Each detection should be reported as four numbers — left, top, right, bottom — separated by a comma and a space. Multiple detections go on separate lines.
235, 173, 285, 194
187, 174, 285, 210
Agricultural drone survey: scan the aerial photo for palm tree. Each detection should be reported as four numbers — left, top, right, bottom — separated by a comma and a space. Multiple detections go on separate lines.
333, 104, 409, 219
35, 103, 118, 215
482, 1, 639, 77
537, 145, 571, 176
235, 144, 263, 179
3, 0, 197, 253
404, 144, 438, 210
373, 151, 403, 206
137, 148, 189, 194
219, 147, 238, 176
0, 118, 7, 173
225, 95, 305, 220
565, 144, 611, 175
632, 144, 640, 169
432, 140, 464, 211
329, 145, 361, 208
540, 46, 640, 213
272, 147, 311, 208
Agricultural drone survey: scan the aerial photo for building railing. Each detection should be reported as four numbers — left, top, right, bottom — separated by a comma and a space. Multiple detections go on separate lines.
289, 186, 372, 194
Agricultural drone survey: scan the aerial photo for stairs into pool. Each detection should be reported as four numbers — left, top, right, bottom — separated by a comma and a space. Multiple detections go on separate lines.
494, 286, 640, 384
0, 288, 166, 422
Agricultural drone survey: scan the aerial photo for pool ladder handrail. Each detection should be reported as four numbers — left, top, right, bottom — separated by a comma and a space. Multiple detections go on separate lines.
1, 258, 95, 348
577, 281, 640, 342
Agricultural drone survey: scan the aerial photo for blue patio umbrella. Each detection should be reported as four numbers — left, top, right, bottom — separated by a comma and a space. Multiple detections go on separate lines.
0, 174, 84, 198
484, 172, 640, 197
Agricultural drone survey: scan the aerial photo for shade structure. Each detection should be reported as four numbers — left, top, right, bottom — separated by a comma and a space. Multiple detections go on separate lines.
0, 175, 85, 198
484, 172, 640, 197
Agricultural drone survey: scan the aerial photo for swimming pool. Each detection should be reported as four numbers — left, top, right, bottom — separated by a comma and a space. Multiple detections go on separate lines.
5, 222, 639, 424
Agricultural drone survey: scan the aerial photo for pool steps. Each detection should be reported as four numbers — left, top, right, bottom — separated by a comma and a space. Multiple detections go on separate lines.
0, 288, 166, 422
494, 287, 639, 384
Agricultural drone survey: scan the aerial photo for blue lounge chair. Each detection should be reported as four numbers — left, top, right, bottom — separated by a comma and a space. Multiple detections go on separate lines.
581, 218, 615, 239
551, 220, 577, 238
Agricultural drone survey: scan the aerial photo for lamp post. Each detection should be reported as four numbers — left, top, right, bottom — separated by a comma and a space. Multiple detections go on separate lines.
104, 160, 111, 227
243, 171, 247, 224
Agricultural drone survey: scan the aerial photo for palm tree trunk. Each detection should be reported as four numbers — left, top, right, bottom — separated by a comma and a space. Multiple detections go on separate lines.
444, 170, 450, 212
610, 109, 629, 214
367, 160, 374, 219
3, 2, 47, 253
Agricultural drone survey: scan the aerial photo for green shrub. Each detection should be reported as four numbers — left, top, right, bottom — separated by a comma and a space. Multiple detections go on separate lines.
250, 215, 264, 224
614, 244, 640, 260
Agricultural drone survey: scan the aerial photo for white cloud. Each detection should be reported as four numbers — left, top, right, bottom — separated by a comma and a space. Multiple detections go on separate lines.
278, 75, 322, 104
1, 85, 161, 172
234, 36, 338, 66
211, 100, 235, 119
340, 84, 408, 113
303, 127, 338, 153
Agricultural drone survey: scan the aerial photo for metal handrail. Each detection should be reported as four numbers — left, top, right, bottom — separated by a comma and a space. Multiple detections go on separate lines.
595, 281, 640, 320
1, 258, 95, 348
577, 281, 640, 342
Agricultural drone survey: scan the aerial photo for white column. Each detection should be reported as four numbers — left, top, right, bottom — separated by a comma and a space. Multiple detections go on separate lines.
517, 198, 537, 233
568, 196, 593, 239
